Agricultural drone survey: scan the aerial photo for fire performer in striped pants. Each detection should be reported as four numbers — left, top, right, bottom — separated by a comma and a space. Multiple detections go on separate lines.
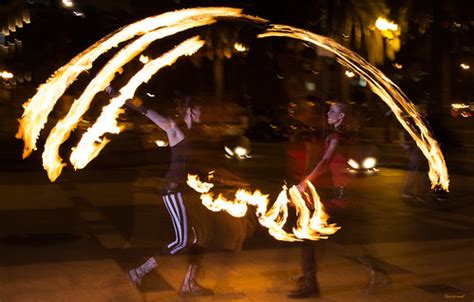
106, 87, 213, 296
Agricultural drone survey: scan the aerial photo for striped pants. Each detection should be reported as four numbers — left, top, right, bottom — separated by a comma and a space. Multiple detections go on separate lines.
162, 191, 197, 255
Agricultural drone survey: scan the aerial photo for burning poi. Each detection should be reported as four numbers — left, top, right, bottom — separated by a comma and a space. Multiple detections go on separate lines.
16, 7, 449, 242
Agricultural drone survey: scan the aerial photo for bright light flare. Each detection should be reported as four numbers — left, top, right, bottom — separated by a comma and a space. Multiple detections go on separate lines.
375, 17, 398, 31
62, 0, 74, 8
345, 70, 355, 78
362, 157, 377, 169
460, 63, 470, 70
0, 71, 14, 79
155, 140, 168, 147
347, 158, 359, 170
187, 174, 340, 242
225, 145, 250, 159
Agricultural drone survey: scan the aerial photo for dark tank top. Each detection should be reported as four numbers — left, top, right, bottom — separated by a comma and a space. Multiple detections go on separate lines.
164, 136, 191, 193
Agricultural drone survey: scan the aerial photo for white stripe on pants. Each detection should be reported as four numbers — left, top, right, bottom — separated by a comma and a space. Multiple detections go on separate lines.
163, 192, 188, 255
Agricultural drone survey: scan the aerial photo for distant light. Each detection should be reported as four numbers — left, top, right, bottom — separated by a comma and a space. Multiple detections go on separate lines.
224, 146, 234, 156
375, 17, 398, 31
451, 103, 469, 110
393, 63, 403, 69
139, 55, 150, 64
62, 0, 74, 8
0, 71, 14, 79
460, 63, 470, 70
155, 140, 168, 147
362, 157, 377, 169
225, 145, 250, 159
305, 81, 316, 91
345, 70, 355, 78
73, 10, 84, 17
276, 74, 284, 79
347, 159, 359, 170
234, 146, 248, 157
146, 92, 155, 98
234, 43, 248, 52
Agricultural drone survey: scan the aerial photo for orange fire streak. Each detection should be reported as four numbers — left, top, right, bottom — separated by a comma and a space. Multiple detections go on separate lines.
16, 7, 247, 159
69, 37, 205, 172
187, 174, 340, 242
42, 20, 214, 181
17, 7, 448, 193
258, 26, 449, 191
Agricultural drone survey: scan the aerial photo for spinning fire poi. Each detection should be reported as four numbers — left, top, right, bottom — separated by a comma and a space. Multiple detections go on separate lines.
16, 7, 449, 243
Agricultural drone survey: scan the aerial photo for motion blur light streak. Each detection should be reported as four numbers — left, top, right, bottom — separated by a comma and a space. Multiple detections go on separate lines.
17, 7, 448, 193
42, 19, 216, 181
187, 174, 340, 242
16, 7, 246, 160
70, 37, 205, 172
258, 25, 449, 190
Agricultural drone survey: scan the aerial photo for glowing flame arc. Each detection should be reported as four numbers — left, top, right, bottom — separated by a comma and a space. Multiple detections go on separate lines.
16, 7, 448, 193
16, 7, 252, 160
187, 174, 340, 242
258, 26, 449, 191
70, 36, 205, 172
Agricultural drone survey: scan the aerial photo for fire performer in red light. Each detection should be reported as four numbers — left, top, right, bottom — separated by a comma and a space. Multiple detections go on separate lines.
289, 102, 390, 298
106, 87, 214, 296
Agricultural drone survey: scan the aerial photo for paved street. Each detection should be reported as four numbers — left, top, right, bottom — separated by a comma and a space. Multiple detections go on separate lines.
0, 143, 473, 301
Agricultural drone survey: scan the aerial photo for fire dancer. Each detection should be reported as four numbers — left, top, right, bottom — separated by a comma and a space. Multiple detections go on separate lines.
106, 86, 214, 296
289, 102, 389, 298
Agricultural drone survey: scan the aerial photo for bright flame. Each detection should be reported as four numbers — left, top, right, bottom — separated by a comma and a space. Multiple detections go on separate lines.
375, 17, 398, 32
258, 25, 449, 191
345, 70, 355, 78
234, 42, 248, 52
16, 7, 249, 160
69, 37, 205, 173
186, 174, 214, 194
187, 174, 340, 242
17, 7, 448, 192
0, 71, 14, 79
460, 63, 470, 70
